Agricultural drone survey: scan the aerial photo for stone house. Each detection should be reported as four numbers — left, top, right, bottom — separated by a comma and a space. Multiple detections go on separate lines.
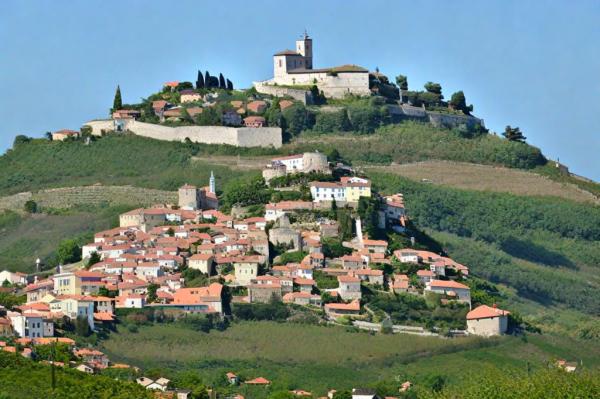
233, 256, 261, 286
294, 277, 315, 293
324, 299, 360, 319
337, 275, 361, 300
466, 304, 510, 337
341, 255, 364, 270
426, 280, 471, 305
269, 216, 301, 250
248, 281, 282, 303
416, 269, 434, 284
188, 254, 214, 275
353, 269, 384, 286
52, 129, 79, 141
244, 116, 266, 128
283, 291, 321, 306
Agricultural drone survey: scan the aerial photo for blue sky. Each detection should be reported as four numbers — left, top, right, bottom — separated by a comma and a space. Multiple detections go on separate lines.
1, 0, 599, 180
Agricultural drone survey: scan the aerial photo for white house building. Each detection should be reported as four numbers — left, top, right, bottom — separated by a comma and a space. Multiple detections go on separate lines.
9, 313, 54, 338
0, 270, 27, 286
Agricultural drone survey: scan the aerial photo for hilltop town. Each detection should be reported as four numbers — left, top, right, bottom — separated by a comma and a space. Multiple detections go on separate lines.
1, 147, 525, 398
1, 31, 599, 399
45, 32, 485, 151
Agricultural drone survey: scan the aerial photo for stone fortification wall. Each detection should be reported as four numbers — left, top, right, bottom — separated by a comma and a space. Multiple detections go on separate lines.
318, 72, 371, 98
427, 112, 484, 129
84, 119, 115, 136
84, 120, 282, 148
253, 82, 313, 104
0, 186, 176, 212
256, 71, 371, 100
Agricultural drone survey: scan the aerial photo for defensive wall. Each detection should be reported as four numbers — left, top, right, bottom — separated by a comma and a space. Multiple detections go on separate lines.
84, 120, 282, 148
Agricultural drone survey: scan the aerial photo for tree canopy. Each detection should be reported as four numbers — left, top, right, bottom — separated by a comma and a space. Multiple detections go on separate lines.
503, 125, 527, 142
112, 85, 122, 111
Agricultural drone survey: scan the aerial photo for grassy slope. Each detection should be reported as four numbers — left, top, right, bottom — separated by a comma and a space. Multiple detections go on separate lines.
370, 171, 600, 332
0, 205, 129, 272
0, 135, 260, 196
367, 160, 599, 204
289, 122, 545, 169
0, 352, 153, 399
100, 321, 600, 396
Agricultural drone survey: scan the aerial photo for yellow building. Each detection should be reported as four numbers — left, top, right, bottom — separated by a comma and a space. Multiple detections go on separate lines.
342, 176, 371, 203
53, 272, 82, 296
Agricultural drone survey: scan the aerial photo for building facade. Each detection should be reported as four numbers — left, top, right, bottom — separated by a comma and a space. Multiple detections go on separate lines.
254, 32, 371, 99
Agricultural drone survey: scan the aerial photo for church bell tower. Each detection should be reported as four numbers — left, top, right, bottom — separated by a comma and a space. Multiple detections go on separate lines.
296, 30, 313, 69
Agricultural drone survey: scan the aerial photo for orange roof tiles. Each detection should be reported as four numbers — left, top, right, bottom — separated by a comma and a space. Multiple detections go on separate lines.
429, 279, 470, 290
245, 377, 270, 385
467, 305, 510, 320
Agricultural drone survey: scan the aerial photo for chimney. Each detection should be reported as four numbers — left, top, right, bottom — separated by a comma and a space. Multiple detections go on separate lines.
492, 303, 497, 308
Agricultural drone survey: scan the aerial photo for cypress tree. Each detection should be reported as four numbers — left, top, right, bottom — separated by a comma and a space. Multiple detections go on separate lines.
226, 79, 233, 90
205, 71, 211, 88
219, 73, 226, 89
112, 85, 122, 111
196, 70, 205, 89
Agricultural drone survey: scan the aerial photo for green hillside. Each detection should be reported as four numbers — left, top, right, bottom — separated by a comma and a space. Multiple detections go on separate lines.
99, 321, 600, 398
371, 172, 600, 323
0, 205, 129, 273
0, 352, 153, 399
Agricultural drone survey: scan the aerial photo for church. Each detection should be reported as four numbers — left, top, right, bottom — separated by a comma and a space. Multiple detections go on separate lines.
255, 32, 371, 99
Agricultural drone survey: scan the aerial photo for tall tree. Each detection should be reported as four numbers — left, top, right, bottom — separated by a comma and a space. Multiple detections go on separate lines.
395, 74, 408, 90
449, 90, 474, 115
219, 73, 226, 89
196, 70, 205, 89
226, 79, 233, 90
503, 125, 527, 143
424, 81, 442, 95
204, 71, 211, 88
113, 85, 122, 111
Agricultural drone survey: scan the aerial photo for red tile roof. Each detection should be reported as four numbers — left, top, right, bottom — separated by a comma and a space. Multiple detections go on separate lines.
429, 279, 469, 290
467, 305, 510, 320
245, 377, 270, 385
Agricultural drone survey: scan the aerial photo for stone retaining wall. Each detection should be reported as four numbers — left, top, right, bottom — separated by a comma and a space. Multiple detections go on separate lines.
85, 120, 282, 148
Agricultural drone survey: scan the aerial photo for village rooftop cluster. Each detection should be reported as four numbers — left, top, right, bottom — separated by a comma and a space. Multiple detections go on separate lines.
0, 148, 521, 397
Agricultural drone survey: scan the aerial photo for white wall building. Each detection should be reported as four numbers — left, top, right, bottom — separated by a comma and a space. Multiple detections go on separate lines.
0, 270, 27, 285
9, 313, 54, 338
254, 32, 371, 99
310, 181, 346, 202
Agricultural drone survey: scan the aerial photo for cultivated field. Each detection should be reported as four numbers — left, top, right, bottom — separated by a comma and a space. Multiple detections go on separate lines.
0, 185, 176, 213
368, 161, 599, 204
191, 155, 269, 170
100, 321, 600, 395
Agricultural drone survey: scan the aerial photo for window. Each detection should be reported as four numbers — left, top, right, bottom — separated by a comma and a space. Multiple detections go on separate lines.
278, 60, 282, 67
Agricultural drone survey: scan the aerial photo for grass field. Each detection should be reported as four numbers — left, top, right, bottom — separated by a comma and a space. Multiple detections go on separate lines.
367, 160, 599, 204
100, 321, 600, 396
0, 205, 130, 272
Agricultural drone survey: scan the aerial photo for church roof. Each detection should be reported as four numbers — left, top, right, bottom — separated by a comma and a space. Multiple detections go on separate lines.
274, 49, 300, 56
